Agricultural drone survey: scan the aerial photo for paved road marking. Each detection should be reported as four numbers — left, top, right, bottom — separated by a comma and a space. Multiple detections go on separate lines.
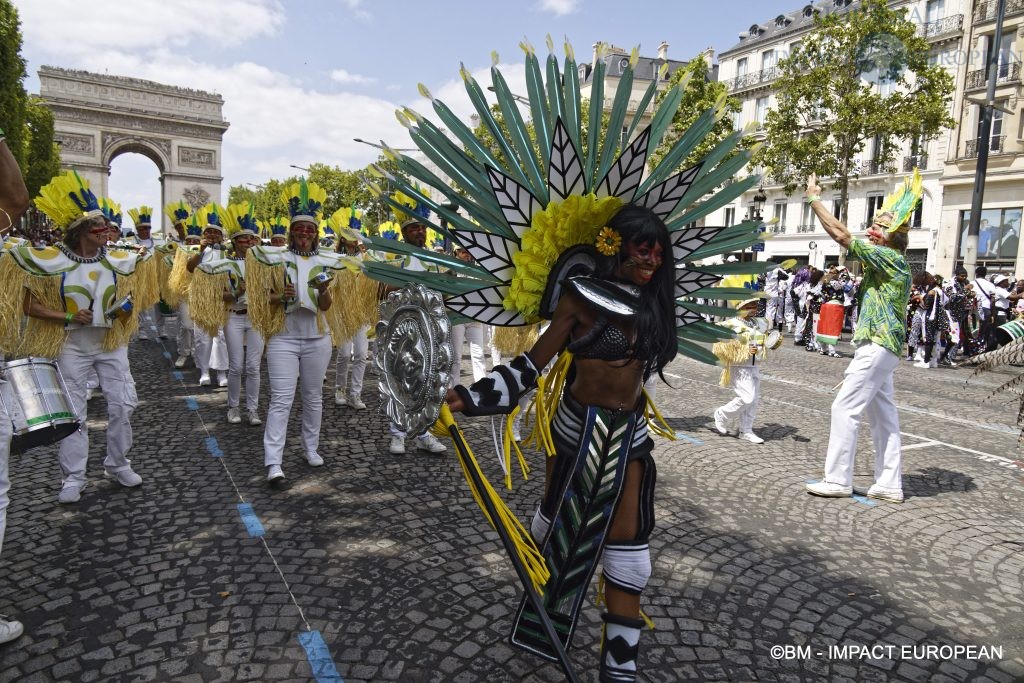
805, 479, 877, 507
172, 370, 184, 381
900, 441, 939, 451
184, 397, 199, 411
297, 630, 344, 682
204, 436, 224, 458
237, 503, 266, 537
673, 431, 704, 445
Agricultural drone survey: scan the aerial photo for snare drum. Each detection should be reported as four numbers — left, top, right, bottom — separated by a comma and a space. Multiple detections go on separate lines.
765, 330, 783, 351
0, 358, 80, 453
104, 294, 134, 322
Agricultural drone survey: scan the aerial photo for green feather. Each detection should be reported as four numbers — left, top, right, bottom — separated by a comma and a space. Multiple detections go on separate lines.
545, 51, 565, 145
522, 44, 552, 173
646, 83, 683, 160
594, 52, 635, 188
584, 53, 605, 190
462, 68, 533, 191
675, 337, 720, 365
624, 69, 662, 143
638, 104, 718, 196
562, 51, 582, 164
669, 175, 760, 229
492, 66, 548, 203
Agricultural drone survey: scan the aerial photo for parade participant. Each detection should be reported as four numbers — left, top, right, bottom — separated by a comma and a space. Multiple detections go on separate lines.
0, 129, 28, 643
790, 266, 812, 343
944, 266, 971, 363
246, 179, 348, 483
804, 170, 915, 504
907, 273, 928, 361
355, 39, 764, 679
917, 272, 949, 369
168, 210, 203, 369
184, 205, 230, 387
128, 206, 166, 339
973, 265, 999, 351
328, 207, 376, 410
764, 266, 789, 332
0, 171, 158, 504
449, 245, 491, 386
381, 194, 447, 456
261, 216, 289, 247
190, 202, 264, 425
712, 298, 768, 444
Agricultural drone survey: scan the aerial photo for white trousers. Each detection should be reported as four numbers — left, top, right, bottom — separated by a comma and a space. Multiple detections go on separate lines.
335, 325, 369, 396
176, 302, 194, 359
766, 296, 785, 326
717, 365, 760, 432
57, 346, 138, 487
263, 334, 333, 466
0, 382, 12, 557
824, 343, 902, 489
195, 326, 228, 375
225, 312, 263, 411
449, 322, 488, 386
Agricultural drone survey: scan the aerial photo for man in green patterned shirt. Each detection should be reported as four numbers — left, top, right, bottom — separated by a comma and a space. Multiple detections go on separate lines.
803, 172, 914, 504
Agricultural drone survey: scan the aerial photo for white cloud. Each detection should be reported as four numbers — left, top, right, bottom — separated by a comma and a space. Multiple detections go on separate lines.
536, 0, 580, 16
16, 0, 285, 56
339, 0, 371, 20
330, 68, 377, 85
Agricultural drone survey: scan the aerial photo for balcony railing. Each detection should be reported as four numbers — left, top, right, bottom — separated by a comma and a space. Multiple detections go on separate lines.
727, 66, 780, 92
966, 62, 1021, 90
975, 0, 1024, 22
767, 223, 786, 234
796, 224, 817, 233
964, 135, 1006, 158
855, 159, 895, 175
903, 154, 928, 171
918, 14, 963, 39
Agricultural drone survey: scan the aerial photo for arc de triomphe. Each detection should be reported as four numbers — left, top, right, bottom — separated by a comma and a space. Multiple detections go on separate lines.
37, 66, 229, 234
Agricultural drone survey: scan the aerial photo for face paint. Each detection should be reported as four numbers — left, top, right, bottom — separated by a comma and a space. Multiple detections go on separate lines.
618, 240, 664, 286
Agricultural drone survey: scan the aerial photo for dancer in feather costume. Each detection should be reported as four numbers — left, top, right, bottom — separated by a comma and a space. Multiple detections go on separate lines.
359, 40, 768, 681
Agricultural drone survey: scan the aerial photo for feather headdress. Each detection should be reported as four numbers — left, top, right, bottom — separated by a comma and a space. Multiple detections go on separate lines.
34, 171, 103, 231
165, 200, 191, 227
280, 178, 326, 226
128, 206, 153, 228
222, 201, 259, 239
99, 197, 123, 228
874, 168, 923, 234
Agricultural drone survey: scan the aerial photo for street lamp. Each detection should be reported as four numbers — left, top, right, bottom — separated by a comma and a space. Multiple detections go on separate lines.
751, 183, 767, 221
289, 164, 310, 172
486, 85, 530, 105
353, 138, 418, 153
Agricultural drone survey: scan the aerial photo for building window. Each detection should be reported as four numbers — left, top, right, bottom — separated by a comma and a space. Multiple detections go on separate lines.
755, 96, 769, 127
910, 200, 924, 229
773, 200, 787, 231
801, 201, 815, 231
761, 49, 776, 71
621, 125, 629, 149
736, 58, 748, 77
866, 194, 884, 224
926, 0, 944, 23
724, 207, 736, 227
958, 208, 1022, 261
832, 197, 843, 220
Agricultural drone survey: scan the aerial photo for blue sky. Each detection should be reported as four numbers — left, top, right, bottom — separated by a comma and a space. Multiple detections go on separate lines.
15, 0, 799, 230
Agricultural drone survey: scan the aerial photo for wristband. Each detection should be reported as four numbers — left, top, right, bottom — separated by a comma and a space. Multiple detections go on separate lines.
64, 312, 73, 323
806, 194, 821, 203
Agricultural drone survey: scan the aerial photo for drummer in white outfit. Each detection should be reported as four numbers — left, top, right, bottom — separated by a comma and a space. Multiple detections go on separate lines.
194, 202, 264, 427
185, 205, 229, 387
128, 206, 167, 340
247, 180, 347, 484
329, 210, 373, 411
13, 172, 157, 505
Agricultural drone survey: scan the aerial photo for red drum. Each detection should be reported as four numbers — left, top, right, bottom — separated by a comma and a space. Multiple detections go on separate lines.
816, 301, 844, 346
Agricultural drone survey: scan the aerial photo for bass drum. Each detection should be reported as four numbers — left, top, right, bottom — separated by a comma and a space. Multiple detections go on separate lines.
1, 357, 80, 454
816, 301, 845, 346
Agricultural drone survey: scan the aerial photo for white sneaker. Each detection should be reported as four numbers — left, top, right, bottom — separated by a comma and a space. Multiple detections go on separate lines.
226, 407, 241, 424
305, 451, 324, 467
174, 355, 188, 369
247, 410, 262, 426
913, 361, 929, 369
0, 615, 24, 644
57, 484, 82, 504
198, 373, 211, 386
416, 433, 447, 454
857, 483, 904, 504
217, 372, 229, 387
138, 330, 149, 341
349, 395, 366, 410
738, 431, 764, 444
805, 480, 853, 498
713, 409, 730, 436
267, 465, 285, 483
334, 390, 347, 406
107, 468, 142, 487
85, 387, 95, 401
388, 436, 406, 454
512, 427, 523, 442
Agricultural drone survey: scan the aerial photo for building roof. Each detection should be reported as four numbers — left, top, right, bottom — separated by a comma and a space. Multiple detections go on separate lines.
579, 49, 717, 86
720, 0, 859, 57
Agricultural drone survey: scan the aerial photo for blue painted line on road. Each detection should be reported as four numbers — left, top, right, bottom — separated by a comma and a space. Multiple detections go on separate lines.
298, 630, 343, 682
184, 397, 199, 411
673, 431, 704, 445
162, 351, 172, 360
205, 436, 223, 458
172, 370, 184, 381
237, 503, 266, 537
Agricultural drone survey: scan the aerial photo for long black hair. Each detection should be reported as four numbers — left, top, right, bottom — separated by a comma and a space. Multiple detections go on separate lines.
592, 204, 677, 379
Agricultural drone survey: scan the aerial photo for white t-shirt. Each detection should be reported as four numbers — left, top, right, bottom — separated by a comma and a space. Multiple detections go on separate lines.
973, 278, 996, 311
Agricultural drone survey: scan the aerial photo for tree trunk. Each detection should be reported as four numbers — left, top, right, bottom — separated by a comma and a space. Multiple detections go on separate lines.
838, 148, 851, 267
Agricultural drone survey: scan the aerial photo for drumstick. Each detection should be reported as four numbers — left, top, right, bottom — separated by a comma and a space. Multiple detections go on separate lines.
830, 379, 844, 393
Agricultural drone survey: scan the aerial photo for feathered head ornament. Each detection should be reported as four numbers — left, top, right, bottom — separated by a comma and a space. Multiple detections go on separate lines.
873, 168, 923, 234
378, 220, 403, 242
259, 216, 289, 240
223, 201, 259, 240
281, 178, 327, 227
34, 171, 103, 231
185, 203, 222, 239
426, 227, 447, 251
99, 197, 123, 228
391, 189, 430, 230
327, 206, 363, 242
165, 200, 191, 226
128, 206, 153, 228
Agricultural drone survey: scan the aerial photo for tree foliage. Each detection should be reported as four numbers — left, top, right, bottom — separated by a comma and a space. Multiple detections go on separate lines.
758, 0, 955, 222
0, 0, 27, 171
649, 55, 743, 170
23, 97, 61, 197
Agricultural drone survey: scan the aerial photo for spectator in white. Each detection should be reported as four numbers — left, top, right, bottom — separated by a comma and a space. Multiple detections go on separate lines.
764, 266, 790, 333
990, 273, 1012, 332
973, 265, 998, 351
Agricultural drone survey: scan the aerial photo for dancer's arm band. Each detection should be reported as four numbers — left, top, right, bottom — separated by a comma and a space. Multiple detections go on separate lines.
451, 353, 539, 416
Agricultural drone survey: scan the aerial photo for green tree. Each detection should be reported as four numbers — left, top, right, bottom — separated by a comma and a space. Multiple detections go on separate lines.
23, 97, 60, 197
0, 0, 28, 171
649, 55, 742, 170
758, 0, 955, 226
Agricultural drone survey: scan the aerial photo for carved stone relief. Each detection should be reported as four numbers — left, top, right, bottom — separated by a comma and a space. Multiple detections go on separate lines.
54, 132, 94, 155
182, 185, 211, 210
178, 147, 216, 169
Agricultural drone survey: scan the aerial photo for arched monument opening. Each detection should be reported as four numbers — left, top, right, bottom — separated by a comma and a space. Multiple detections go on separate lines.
36, 66, 229, 232
108, 152, 162, 237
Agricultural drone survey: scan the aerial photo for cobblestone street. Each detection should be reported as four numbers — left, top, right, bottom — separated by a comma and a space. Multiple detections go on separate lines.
0, 329, 1021, 682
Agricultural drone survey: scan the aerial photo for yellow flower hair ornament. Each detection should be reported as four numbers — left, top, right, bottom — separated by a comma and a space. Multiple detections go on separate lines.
594, 226, 622, 257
